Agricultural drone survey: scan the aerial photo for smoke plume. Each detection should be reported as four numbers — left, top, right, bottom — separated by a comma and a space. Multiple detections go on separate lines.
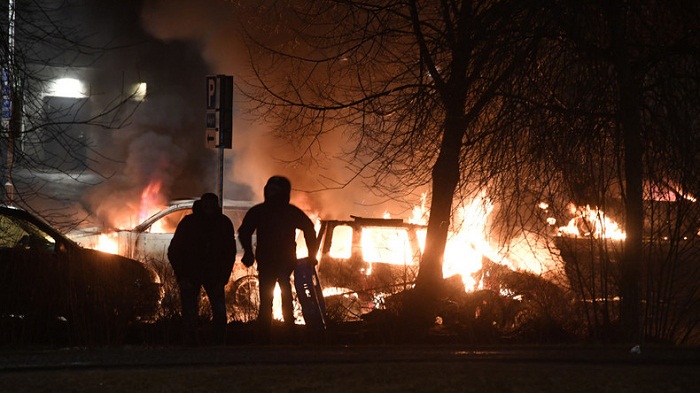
139, 0, 414, 220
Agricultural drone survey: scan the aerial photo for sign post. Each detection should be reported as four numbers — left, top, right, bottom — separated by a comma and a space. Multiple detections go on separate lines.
205, 75, 234, 206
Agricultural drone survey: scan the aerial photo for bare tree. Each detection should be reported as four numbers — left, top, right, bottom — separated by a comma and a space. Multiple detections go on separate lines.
237, 1, 546, 321
236, 0, 699, 341
491, 0, 700, 342
1, 0, 143, 225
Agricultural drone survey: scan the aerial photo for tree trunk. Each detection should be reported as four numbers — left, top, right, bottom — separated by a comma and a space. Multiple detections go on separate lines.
416, 112, 464, 292
608, 1, 643, 343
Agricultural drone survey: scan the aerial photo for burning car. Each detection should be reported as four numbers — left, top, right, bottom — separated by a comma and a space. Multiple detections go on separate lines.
0, 205, 162, 342
68, 198, 259, 321
316, 216, 427, 321
70, 199, 255, 262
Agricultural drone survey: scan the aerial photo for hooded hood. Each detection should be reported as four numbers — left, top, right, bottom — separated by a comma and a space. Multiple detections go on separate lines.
199, 192, 220, 215
264, 176, 291, 205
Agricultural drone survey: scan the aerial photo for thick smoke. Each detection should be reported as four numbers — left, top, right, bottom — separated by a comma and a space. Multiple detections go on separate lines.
139, 0, 414, 220
85, 131, 186, 229
75, 0, 221, 226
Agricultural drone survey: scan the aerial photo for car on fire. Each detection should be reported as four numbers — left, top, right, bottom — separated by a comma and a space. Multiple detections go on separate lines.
68, 203, 428, 324
69, 199, 255, 263
68, 198, 260, 321
0, 205, 163, 342
316, 216, 427, 321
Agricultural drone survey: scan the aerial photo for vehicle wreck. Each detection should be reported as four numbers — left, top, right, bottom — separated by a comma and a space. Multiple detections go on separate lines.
315, 216, 426, 321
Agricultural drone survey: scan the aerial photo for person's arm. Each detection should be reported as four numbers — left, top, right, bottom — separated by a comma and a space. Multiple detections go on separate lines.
237, 208, 257, 266
296, 208, 318, 260
168, 215, 192, 268
222, 216, 236, 261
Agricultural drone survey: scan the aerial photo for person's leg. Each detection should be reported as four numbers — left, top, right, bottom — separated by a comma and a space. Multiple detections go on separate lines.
177, 278, 200, 345
278, 271, 295, 327
203, 281, 227, 345
257, 269, 276, 344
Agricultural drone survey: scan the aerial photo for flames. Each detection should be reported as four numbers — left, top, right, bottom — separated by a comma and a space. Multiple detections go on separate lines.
89, 177, 627, 298
77, 176, 633, 327
95, 232, 119, 254
442, 191, 503, 290
314, 191, 627, 294
138, 179, 168, 233
557, 203, 626, 240
93, 178, 168, 254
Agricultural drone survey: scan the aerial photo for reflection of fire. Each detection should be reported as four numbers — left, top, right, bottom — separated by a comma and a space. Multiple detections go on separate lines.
558, 204, 626, 240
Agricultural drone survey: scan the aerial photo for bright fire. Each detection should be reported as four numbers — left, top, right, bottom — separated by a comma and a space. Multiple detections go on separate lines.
442, 191, 506, 290
558, 204, 626, 240
321, 191, 511, 292
138, 179, 168, 233
92, 178, 168, 254
318, 192, 627, 294
95, 232, 119, 254
86, 175, 628, 321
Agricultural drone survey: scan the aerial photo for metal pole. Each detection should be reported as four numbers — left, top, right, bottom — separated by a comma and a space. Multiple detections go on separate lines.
218, 143, 224, 210
3, 0, 15, 205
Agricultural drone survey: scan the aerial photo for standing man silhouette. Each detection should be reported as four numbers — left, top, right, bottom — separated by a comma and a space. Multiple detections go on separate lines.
168, 192, 236, 345
238, 176, 317, 343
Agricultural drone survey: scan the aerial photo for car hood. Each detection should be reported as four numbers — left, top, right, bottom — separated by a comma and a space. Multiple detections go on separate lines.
75, 247, 161, 284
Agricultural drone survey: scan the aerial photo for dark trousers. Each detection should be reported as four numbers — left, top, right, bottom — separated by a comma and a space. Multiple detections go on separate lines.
178, 277, 227, 344
257, 265, 295, 341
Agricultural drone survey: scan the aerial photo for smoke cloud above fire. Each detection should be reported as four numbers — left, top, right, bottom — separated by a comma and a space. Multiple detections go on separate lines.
139, 0, 404, 220
86, 131, 186, 229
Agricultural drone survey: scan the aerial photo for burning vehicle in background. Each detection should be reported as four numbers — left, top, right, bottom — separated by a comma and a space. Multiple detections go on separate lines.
551, 198, 700, 343
70, 199, 255, 263
315, 216, 426, 321
69, 199, 259, 321
0, 205, 162, 344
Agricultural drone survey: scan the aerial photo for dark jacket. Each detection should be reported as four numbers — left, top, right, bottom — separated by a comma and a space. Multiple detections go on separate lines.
168, 210, 236, 284
238, 202, 316, 272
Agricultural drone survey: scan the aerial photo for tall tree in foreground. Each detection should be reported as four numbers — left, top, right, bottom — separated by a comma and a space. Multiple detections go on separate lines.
238, 0, 544, 320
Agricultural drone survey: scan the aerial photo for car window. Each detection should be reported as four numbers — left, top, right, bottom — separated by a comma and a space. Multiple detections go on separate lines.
361, 227, 414, 265
143, 206, 250, 234
146, 209, 191, 233
0, 213, 56, 251
329, 225, 353, 258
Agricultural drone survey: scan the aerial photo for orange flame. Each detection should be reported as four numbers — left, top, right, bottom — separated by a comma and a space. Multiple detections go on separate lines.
94, 232, 119, 255
82, 178, 169, 255
329, 191, 512, 292
558, 204, 626, 240
139, 179, 168, 233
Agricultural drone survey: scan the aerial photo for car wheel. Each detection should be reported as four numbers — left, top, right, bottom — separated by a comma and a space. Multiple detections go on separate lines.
226, 275, 260, 322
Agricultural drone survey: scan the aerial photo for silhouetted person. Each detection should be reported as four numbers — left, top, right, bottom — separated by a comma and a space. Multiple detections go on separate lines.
238, 176, 317, 343
168, 193, 235, 345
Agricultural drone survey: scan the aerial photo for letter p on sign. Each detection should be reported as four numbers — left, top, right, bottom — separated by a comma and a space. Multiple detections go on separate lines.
206, 76, 217, 110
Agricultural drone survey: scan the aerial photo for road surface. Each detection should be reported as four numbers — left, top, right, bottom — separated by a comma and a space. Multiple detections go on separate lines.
1, 344, 698, 392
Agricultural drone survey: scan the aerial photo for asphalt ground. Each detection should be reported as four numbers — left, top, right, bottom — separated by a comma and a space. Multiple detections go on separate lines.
1, 344, 699, 392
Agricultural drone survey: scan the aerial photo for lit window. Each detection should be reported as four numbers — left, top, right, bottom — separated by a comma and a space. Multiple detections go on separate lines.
132, 82, 147, 101
47, 78, 86, 98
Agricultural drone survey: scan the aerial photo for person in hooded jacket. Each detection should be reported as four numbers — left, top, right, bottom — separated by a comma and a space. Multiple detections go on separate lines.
168, 193, 236, 345
238, 176, 317, 343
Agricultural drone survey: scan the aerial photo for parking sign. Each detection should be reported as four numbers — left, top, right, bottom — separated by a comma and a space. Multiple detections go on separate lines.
205, 75, 233, 149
